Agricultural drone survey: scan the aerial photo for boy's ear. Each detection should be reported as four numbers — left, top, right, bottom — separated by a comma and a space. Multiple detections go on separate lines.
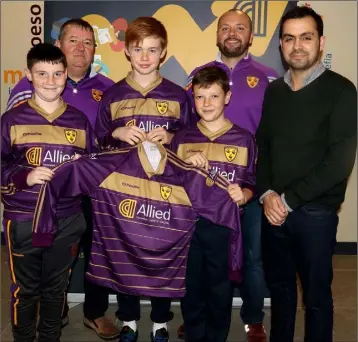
124, 46, 130, 57
225, 90, 232, 105
25, 68, 32, 82
55, 40, 61, 48
160, 47, 167, 59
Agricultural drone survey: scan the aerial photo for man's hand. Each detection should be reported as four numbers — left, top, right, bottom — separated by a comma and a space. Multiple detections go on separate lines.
112, 126, 146, 145
184, 153, 209, 170
228, 184, 247, 205
146, 127, 173, 145
262, 192, 288, 226
26, 167, 54, 187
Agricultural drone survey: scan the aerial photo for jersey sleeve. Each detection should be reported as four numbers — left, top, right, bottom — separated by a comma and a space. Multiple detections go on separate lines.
179, 92, 194, 128
6, 78, 33, 110
84, 118, 100, 154
184, 71, 199, 124
31, 152, 120, 247
241, 135, 257, 195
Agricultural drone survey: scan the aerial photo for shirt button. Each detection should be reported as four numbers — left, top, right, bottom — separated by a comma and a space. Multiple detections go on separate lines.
73, 88, 78, 94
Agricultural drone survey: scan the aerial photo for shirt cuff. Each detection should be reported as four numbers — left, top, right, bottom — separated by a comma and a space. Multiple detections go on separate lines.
259, 189, 275, 204
281, 193, 293, 212
12, 169, 32, 191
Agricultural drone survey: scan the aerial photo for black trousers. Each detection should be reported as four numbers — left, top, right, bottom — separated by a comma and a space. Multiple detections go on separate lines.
181, 218, 233, 342
4, 213, 86, 342
81, 197, 118, 320
116, 294, 173, 323
262, 203, 338, 342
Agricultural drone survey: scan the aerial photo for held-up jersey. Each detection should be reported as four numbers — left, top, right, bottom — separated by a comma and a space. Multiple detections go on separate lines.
170, 120, 256, 194
95, 74, 192, 149
32, 143, 242, 297
186, 54, 279, 135
1, 98, 98, 222
7, 72, 114, 128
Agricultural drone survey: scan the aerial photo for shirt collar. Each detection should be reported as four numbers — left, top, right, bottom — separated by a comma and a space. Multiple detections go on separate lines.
67, 68, 91, 88
284, 62, 326, 90
216, 51, 250, 63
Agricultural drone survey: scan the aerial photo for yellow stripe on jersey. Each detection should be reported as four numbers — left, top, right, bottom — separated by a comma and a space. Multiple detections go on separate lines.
10, 125, 87, 149
176, 142, 248, 167
99, 173, 192, 206
109, 98, 181, 121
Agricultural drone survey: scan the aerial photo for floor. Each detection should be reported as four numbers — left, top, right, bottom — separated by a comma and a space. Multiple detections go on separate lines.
1, 247, 356, 341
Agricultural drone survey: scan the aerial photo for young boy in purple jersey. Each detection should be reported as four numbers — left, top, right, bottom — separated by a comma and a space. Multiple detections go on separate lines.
95, 17, 191, 150
170, 66, 257, 342
1, 43, 97, 342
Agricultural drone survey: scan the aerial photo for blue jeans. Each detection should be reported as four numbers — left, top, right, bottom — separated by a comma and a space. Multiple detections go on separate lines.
239, 199, 266, 324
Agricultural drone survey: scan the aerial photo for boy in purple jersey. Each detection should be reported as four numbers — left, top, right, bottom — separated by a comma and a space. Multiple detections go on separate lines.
170, 66, 256, 342
95, 17, 191, 150
1, 43, 97, 342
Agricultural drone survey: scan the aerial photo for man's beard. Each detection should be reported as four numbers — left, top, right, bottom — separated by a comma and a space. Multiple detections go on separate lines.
217, 39, 249, 58
286, 48, 321, 71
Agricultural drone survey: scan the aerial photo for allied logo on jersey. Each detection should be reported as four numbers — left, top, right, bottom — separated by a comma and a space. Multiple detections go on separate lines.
206, 168, 219, 187
224, 146, 238, 162
26, 147, 42, 166
119, 199, 137, 218
125, 119, 136, 127
92, 89, 103, 102
160, 185, 172, 201
156, 101, 169, 115
247, 76, 259, 88
64, 129, 77, 144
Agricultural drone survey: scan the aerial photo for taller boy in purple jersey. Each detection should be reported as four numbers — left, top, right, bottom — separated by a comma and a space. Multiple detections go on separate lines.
32, 141, 242, 342
6, 19, 119, 340
179, 10, 280, 341
171, 66, 256, 342
95, 17, 191, 150
1, 43, 97, 342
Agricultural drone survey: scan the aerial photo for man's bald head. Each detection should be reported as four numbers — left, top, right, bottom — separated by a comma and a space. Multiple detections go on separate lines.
218, 9, 253, 33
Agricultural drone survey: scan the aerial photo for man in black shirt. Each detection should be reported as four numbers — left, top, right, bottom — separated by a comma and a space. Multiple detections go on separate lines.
256, 6, 357, 342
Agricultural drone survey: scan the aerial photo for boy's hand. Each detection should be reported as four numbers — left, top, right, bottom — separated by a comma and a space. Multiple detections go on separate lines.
147, 127, 173, 145
184, 153, 210, 170
112, 126, 146, 145
72, 153, 81, 160
227, 184, 247, 205
26, 167, 54, 186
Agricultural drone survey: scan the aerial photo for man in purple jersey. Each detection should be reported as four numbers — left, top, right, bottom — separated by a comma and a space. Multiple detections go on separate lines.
6, 19, 119, 340
179, 9, 280, 342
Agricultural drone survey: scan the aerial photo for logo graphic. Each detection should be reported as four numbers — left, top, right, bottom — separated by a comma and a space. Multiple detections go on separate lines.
92, 89, 103, 102
126, 119, 136, 127
247, 76, 259, 88
64, 129, 77, 144
26, 147, 42, 166
206, 168, 219, 187
224, 147, 238, 162
119, 199, 137, 218
156, 101, 169, 115
160, 185, 172, 201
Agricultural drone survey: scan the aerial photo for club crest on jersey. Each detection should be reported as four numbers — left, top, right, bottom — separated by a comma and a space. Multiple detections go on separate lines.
92, 89, 103, 102
64, 129, 77, 144
206, 168, 219, 187
126, 119, 136, 127
156, 101, 169, 115
26, 147, 42, 166
160, 185, 172, 201
224, 146, 238, 162
247, 76, 259, 88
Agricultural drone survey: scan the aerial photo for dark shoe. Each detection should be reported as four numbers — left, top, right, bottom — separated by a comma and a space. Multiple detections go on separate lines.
245, 324, 267, 342
151, 327, 169, 342
119, 326, 138, 342
177, 323, 185, 339
83, 316, 121, 340
61, 315, 69, 328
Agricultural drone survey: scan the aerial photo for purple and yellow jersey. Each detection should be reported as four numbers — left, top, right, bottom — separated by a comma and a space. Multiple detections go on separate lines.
95, 75, 192, 149
1, 98, 98, 221
6, 72, 114, 128
32, 143, 242, 297
170, 120, 256, 194
186, 54, 279, 135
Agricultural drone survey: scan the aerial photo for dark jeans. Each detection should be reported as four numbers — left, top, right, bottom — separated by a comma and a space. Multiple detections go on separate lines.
181, 219, 233, 342
4, 213, 86, 342
116, 294, 173, 323
262, 203, 338, 342
239, 199, 266, 324
81, 197, 118, 320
